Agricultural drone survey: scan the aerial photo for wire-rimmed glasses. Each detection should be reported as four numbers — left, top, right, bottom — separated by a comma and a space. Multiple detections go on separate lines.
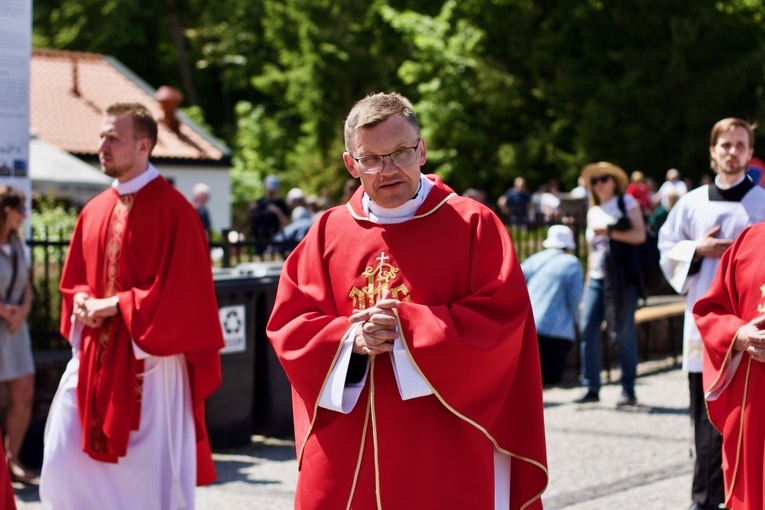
348, 139, 421, 174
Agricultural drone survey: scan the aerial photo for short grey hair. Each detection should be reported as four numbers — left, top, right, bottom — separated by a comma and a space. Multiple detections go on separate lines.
343, 92, 420, 152
192, 182, 211, 199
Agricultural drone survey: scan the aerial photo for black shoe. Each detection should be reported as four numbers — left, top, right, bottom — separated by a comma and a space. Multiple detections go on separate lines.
616, 390, 637, 407
574, 389, 599, 403
688, 503, 728, 510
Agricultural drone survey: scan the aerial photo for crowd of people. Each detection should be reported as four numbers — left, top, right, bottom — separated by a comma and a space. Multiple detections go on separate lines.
246, 174, 333, 257
2, 92, 765, 510
230, 159, 712, 263
194, 134, 717, 267
491, 165, 703, 230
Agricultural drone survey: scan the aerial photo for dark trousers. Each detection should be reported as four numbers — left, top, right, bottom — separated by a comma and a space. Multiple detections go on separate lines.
688, 372, 725, 508
538, 335, 573, 385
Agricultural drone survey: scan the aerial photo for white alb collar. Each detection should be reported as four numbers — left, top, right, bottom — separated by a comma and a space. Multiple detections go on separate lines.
112, 164, 160, 196
362, 174, 433, 224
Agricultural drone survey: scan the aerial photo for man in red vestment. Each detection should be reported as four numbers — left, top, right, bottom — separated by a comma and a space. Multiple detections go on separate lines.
267, 93, 548, 509
694, 223, 765, 510
39, 103, 223, 509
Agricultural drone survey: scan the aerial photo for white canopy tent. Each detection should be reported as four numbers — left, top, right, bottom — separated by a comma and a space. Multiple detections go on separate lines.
30, 138, 112, 204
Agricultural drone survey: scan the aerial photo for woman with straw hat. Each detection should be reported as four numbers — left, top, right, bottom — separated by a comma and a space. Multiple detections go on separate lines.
575, 162, 646, 407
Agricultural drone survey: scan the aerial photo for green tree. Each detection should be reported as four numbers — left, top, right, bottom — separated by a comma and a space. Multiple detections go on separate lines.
528, 0, 765, 183
381, 0, 546, 196
33, 0, 182, 93
241, 0, 415, 198
33, 0, 765, 204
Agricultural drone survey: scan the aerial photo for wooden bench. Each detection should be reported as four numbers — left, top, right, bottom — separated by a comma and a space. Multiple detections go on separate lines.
634, 300, 685, 324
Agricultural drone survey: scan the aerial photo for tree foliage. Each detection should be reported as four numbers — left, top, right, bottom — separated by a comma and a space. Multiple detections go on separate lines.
33, 0, 765, 208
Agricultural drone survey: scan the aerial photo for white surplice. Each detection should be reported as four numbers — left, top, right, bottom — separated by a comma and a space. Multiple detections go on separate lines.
658, 179, 765, 373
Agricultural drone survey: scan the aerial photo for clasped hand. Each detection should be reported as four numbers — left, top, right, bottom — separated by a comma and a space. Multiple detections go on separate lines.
73, 292, 119, 329
348, 292, 401, 356
1, 303, 29, 333
736, 315, 765, 362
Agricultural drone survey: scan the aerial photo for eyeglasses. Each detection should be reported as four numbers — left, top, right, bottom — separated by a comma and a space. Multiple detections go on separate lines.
348, 139, 421, 174
590, 175, 612, 185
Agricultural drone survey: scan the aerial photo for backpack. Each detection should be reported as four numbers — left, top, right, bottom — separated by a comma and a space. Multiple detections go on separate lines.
616, 195, 664, 296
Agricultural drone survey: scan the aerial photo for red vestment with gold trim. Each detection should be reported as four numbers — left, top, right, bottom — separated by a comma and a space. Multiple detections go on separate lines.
58, 176, 223, 485
268, 175, 548, 509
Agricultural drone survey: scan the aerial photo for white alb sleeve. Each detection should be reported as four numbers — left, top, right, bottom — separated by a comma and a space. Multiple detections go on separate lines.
706, 350, 744, 401
390, 337, 433, 400
664, 240, 697, 294
319, 323, 368, 413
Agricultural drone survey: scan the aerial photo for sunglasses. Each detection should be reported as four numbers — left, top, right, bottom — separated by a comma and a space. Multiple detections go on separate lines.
590, 175, 612, 185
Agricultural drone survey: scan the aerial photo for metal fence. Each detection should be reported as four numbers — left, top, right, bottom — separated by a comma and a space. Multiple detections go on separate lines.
27, 233, 310, 351
27, 211, 589, 352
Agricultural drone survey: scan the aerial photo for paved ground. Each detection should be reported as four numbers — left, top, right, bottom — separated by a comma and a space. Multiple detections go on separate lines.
12, 356, 695, 509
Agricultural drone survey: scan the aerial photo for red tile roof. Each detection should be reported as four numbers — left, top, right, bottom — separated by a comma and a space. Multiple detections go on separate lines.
31, 49, 229, 164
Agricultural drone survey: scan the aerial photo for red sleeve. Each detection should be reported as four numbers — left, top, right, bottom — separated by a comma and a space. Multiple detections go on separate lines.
117, 203, 221, 355
116, 188, 224, 487
400, 208, 534, 423
59, 202, 103, 341
693, 225, 755, 428
694, 257, 743, 353
115, 185, 223, 399
397, 208, 547, 508
0, 432, 16, 510
266, 212, 359, 437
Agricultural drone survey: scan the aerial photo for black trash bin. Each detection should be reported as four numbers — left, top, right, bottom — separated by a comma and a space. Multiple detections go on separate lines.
206, 263, 293, 448
206, 268, 260, 448
235, 262, 294, 439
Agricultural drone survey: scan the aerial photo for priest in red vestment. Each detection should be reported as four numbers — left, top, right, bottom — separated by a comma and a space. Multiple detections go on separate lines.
267, 92, 548, 510
694, 223, 765, 510
40, 103, 223, 510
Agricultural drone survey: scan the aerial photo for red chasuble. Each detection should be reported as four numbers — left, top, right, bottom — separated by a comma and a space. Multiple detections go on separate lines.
268, 175, 548, 510
0, 433, 16, 510
694, 223, 765, 510
59, 176, 224, 485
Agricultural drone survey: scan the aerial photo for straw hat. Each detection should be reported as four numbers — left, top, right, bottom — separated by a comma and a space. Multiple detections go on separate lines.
542, 225, 576, 250
582, 162, 629, 191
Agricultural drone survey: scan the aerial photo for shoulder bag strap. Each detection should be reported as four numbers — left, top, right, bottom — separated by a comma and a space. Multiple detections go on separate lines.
5, 240, 19, 303
616, 193, 626, 216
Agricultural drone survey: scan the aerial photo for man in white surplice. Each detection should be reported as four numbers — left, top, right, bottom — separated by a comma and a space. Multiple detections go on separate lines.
658, 117, 765, 510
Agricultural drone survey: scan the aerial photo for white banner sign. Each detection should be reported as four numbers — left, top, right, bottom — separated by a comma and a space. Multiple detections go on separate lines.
0, 0, 32, 204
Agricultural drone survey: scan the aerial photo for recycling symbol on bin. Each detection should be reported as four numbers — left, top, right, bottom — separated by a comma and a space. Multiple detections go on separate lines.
223, 309, 243, 335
